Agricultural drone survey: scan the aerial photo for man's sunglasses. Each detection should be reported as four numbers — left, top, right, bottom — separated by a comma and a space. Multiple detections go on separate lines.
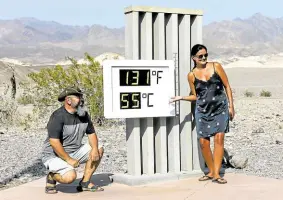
195, 53, 208, 59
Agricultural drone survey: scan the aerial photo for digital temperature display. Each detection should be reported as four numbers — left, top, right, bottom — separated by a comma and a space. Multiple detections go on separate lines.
103, 60, 175, 118
120, 92, 141, 109
119, 69, 150, 86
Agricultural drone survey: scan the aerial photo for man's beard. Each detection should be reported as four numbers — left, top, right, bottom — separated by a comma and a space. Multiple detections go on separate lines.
76, 105, 87, 117
71, 101, 87, 117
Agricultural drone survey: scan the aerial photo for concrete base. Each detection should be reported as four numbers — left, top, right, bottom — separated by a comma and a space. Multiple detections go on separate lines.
112, 171, 201, 186
2, 172, 283, 200
112, 167, 234, 186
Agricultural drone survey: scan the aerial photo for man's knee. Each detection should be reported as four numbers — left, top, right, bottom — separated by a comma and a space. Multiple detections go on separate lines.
61, 170, 77, 184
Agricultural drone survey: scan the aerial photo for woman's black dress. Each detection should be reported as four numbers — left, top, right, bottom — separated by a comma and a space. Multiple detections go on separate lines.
192, 63, 230, 139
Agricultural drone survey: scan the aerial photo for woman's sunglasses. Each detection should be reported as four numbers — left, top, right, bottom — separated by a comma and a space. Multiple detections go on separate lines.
195, 53, 208, 59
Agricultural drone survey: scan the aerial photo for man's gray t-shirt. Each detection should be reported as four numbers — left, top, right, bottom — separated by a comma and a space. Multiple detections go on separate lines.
41, 106, 95, 163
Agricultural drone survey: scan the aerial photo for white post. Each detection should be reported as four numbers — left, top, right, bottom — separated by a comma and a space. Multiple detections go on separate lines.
125, 11, 142, 176
153, 13, 168, 174
179, 14, 193, 172
191, 15, 206, 172
165, 13, 181, 173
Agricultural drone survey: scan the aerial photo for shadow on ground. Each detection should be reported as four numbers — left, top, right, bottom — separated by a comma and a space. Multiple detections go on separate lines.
56, 173, 114, 194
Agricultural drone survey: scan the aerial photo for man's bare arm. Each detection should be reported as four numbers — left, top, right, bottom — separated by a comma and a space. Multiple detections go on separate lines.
87, 133, 100, 162
49, 138, 72, 162
87, 133, 99, 150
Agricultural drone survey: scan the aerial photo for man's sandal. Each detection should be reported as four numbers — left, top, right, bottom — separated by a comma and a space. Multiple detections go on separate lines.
45, 173, 57, 194
212, 177, 227, 184
198, 175, 213, 181
77, 180, 104, 192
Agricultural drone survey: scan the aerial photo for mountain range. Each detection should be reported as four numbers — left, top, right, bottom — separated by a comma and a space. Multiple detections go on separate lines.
204, 13, 283, 58
0, 13, 282, 64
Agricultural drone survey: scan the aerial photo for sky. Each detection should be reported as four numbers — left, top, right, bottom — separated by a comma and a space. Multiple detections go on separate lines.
0, 0, 282, 28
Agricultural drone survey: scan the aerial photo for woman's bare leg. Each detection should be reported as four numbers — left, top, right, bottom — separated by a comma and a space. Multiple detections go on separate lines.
199, 137, 214, 178
213, 132, 227, 183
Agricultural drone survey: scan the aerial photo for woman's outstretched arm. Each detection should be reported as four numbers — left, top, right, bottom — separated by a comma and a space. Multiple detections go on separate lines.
170, 72, 197, 102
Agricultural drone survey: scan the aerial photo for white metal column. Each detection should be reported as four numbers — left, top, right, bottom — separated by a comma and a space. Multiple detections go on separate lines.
122, 6, 204, 185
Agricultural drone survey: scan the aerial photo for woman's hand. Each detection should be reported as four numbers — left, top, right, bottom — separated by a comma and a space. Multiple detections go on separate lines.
229, 106, 235, 121
169, 96, 183, 103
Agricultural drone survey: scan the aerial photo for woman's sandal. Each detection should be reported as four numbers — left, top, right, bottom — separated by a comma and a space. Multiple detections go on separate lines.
212, 177, 227, 184
45, 173, 57, 194
77, 180, 104, 192
198, 175, 213, 181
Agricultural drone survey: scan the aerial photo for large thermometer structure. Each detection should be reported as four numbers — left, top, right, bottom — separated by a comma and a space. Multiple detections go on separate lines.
103, 60, 176, 118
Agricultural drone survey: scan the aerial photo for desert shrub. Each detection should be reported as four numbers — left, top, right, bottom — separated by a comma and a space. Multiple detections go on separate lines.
0, 96, 18, 126
260, 90, 272, 97
17, 93, 34, 105
20, 53, 105, 125
18, 113, 33, 130
0, 95, 34, 130
244, 90, 254, 97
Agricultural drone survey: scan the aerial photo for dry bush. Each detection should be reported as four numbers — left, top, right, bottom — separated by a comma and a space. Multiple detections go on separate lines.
0, 96, 18, 127
18, 53, 108, 127
0, 96, 36, 131
244, 90, 254, 97
260, 90, 272, 97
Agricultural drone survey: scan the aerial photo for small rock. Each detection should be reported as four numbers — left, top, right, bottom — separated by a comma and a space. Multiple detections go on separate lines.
229, 154, 248, 169
0, 180, 6, 186
252, 128, 264, 133
223, 148, 233, 165
275, 136, 283, 145
225, 132, 234, 137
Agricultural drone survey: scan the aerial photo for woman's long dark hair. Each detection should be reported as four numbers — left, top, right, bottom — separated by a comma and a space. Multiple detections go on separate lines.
191, 44, 207, 69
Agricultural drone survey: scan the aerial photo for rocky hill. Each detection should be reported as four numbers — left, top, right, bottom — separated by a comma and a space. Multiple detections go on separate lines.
0, 13, 283, 64
204, 13, 283, 58
0, 17, 124, 64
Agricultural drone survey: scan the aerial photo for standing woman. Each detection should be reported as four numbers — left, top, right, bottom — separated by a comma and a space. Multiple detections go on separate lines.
170, 44, 235, 184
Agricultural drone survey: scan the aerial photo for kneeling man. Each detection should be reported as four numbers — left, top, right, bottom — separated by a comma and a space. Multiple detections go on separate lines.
41, 86, 104, 194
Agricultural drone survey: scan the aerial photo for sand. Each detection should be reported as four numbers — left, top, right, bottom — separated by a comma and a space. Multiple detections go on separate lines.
225, 67, 283, 98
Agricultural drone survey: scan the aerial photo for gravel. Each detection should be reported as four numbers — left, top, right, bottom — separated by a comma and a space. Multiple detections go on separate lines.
0, 128, 47, 188
1, 98, 283, 191
0, 125, 127, 191
224, 98, 283, 179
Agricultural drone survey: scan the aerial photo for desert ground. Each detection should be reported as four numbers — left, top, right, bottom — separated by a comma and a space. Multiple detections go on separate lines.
226, 67, 283, 98
0, 59, 283, 191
